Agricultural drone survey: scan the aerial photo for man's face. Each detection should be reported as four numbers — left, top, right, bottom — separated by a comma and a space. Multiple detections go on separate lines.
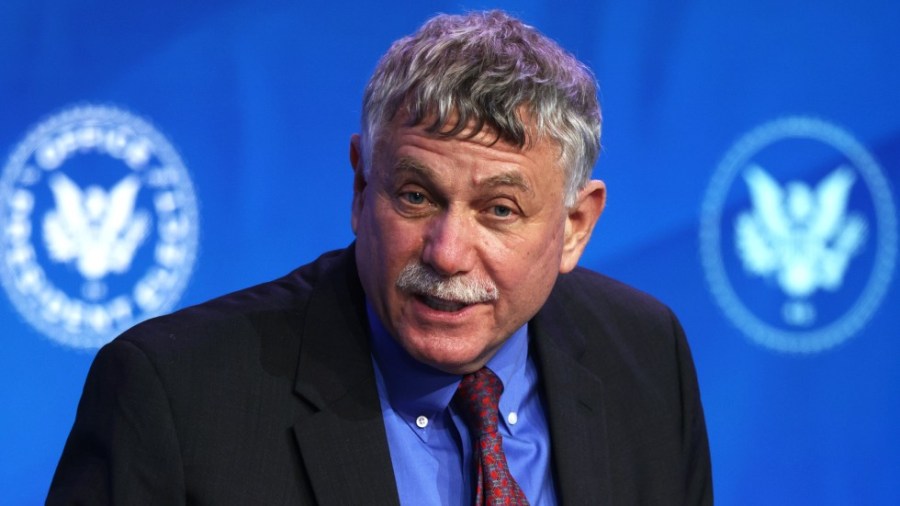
351, 115, 603, 375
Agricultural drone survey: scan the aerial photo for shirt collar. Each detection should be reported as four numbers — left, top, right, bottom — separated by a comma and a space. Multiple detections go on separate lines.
366, 303, 530, 429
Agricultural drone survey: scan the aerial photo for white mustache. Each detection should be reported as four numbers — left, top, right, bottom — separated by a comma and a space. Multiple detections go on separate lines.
395, 262, 499, 304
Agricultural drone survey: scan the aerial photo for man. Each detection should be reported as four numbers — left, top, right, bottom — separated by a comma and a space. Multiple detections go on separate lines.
48, 10, 712, 505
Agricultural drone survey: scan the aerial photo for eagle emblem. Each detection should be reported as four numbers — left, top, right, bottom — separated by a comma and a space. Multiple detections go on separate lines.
42, 173, 152, 284
735, 164, 868, 324
701, 117, 895, 351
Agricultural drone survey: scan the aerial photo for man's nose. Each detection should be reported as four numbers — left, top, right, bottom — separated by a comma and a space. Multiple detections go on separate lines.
421, 210, 477, 277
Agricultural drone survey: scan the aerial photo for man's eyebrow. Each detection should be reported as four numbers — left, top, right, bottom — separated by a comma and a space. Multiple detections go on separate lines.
480, 172, 533, 196
393, 157, 433, 178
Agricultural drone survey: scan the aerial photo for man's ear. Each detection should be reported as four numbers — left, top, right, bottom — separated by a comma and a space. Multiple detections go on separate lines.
350, 134, 367, 234
559, 180, 606, 273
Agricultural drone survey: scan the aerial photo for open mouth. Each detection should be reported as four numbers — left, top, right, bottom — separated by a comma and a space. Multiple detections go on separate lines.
417, 294, 470, 312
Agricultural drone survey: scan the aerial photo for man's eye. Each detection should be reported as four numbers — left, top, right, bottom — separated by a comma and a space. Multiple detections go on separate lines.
491, 205, 513, 218
402, 192, 427, 205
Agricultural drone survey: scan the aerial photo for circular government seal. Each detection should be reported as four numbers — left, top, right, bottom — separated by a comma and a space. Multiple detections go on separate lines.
0, 105, 199, 348
700, 117, 897, 353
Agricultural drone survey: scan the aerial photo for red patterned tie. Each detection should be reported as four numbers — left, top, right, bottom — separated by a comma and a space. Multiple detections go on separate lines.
453, 367, 529, 506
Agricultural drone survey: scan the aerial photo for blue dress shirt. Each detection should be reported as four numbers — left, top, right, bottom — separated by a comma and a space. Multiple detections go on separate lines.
367, 304, 558, 505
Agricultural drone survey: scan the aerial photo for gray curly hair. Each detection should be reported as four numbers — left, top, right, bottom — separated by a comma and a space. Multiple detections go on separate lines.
360, 10, 602, 207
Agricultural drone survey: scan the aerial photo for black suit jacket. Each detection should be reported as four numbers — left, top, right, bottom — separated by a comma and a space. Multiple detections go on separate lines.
48, 246, 712, 505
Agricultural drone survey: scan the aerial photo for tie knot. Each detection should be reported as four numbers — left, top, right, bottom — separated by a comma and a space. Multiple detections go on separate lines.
453, 367, 504, 435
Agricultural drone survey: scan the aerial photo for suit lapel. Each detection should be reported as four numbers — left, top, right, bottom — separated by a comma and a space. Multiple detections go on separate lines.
291, 248, 401, 506
532, 287, 613, 505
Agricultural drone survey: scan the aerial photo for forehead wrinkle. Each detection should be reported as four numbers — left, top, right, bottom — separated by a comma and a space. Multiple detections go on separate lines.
402, 157, 533, 196
389, 153, 535, 199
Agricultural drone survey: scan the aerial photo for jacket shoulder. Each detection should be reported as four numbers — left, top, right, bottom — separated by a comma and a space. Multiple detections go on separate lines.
114, 247, 351, 359
536, 266, 687, 381
550, 266, 674, 325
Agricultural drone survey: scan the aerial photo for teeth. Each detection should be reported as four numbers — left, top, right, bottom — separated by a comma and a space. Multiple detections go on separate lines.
421, 295, 467, 312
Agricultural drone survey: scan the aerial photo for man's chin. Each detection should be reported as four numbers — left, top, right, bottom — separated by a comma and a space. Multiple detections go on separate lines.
397, 333, 497, 375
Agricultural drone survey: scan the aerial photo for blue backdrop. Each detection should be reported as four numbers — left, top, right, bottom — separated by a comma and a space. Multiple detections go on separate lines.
2, 1, 898, 503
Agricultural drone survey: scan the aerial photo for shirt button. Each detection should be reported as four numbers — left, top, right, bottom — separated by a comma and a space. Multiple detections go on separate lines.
416, 415, 429, 428
508, 412, 518, 425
